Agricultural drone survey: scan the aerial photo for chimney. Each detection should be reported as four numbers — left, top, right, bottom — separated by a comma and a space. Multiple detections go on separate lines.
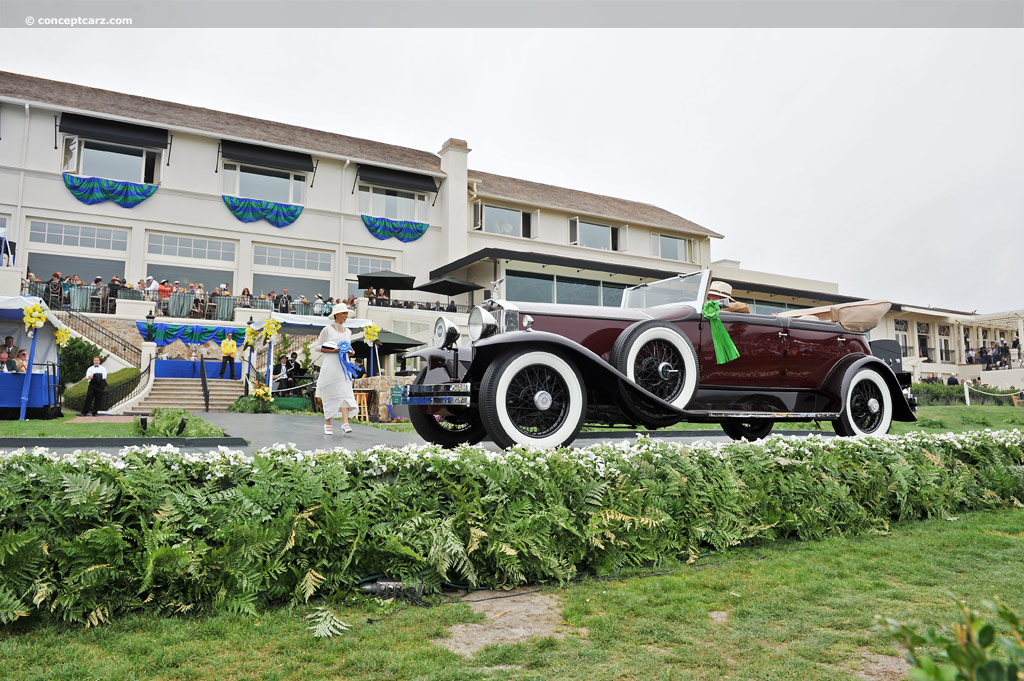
438, 138, 470, 262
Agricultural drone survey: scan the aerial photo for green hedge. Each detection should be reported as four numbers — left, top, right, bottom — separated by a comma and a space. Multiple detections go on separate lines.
63, 367, 140, 414
1, 431, 1022, 627
913, 382, 1021, 406
59, 337, 108, 385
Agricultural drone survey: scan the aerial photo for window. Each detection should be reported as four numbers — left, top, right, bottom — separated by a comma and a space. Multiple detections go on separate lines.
347, 255, 394, 297
254, 244, 331, 272
63, 137, 161, 184
916, 322, 931, 335
148, 233, 236, 262
223, 163, 305, 204
894, 319, 910, 358
359, 185, 428, 222
474, 203, 534, 238
507, 270, 626, 306
0, 215, 7, 238
651, 234, 692, 262
30, 221, 128, 252
569, 217, 623, 251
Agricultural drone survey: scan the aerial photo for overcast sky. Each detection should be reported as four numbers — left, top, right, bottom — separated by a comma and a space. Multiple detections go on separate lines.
2, 29, 1021, 313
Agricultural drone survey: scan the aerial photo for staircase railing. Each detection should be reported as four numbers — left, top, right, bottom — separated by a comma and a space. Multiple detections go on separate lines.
108, 357, 153, 411
199, 358, 210, 412
52, 308, 142, 366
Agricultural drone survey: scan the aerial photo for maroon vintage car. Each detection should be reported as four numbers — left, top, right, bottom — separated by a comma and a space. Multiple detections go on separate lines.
401, 270, 916, 449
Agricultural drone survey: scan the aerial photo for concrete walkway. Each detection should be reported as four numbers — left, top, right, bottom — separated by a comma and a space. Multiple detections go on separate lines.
199, 411, 423, 452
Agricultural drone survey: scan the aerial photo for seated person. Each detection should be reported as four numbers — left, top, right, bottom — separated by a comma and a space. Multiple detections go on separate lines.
15, 349, 29, 373
272, 356, 293, 394
0, 350, 16, 373
706, 281, 750, 313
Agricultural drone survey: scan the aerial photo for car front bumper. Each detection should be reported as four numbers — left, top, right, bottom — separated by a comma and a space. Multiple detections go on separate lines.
401, 382, 472, 407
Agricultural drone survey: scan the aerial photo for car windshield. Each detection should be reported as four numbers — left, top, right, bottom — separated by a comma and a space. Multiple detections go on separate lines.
622, 272, 705, 308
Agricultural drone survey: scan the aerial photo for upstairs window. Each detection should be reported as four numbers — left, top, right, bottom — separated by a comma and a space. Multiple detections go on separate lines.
223, 163, 305, 205
651, 233, 692, 262
569, 217, 624, 251
58, 113, 168, 185
474, 203, 536, 239
358, 185, 428, 221
62, 138, 162, 184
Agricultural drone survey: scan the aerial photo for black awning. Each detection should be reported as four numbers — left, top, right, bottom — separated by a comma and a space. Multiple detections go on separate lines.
59, 113, 168, 149
220, 140, 314, 173
357, 164, 438, 193
430, 248, 679, 281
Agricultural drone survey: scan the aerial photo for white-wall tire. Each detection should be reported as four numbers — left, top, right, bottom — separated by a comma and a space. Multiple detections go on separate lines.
479, 349, 587, 449
833, 367, 893, 437
611, 322, 699, 425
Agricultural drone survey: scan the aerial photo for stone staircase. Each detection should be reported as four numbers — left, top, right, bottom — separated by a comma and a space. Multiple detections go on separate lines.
131, 378, 245, 414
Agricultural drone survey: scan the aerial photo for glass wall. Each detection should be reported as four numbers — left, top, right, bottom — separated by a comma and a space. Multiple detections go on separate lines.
252, 274, 331, 299
507, 270, 627, 306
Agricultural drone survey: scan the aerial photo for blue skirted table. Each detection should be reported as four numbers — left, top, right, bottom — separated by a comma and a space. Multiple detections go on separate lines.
68, 286, 91, 311
293, 302, 312, 315
214, 296, 235, 321
168, 292, 193, 318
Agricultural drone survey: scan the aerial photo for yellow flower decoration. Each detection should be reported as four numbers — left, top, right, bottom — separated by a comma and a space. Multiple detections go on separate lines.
242, 326, 258, 350
253, 385, 274, 402
260, 317, 282, 342
23, 303, 47, 335
363, 324, 380, 344
55, 328, 71, 348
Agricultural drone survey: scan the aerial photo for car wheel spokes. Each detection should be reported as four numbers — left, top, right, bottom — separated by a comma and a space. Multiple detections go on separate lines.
850, 379, 883, 432
506, 365, 569, 437
634, 340, 684, 401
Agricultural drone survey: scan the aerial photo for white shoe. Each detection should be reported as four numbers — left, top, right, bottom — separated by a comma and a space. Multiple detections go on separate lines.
342, 424, 352, 434
324, 423, 333, 435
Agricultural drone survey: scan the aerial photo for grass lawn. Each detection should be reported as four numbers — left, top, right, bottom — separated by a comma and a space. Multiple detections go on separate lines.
3, 508, 1022, 681
373, 404, 1024, 436
0, 414, 137, 438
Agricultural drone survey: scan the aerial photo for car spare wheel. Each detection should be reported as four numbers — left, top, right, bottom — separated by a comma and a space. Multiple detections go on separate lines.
832, 367, 893, 437
721, 419, 774, 441
407, 371, 486, 447
611, 321, 699, 427
479, 348, 587, 449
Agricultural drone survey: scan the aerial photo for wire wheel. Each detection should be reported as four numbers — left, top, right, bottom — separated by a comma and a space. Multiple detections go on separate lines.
849, 376, 884, 433
833, 367, 893, 437
505, 365, 570, 438
632, 339, 686, 403
479, 349, 587, 449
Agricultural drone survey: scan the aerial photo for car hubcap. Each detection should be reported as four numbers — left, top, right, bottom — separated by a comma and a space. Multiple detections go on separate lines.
634, 340, 685, 402
506, 365, 569, 437
850, 379, 884, 432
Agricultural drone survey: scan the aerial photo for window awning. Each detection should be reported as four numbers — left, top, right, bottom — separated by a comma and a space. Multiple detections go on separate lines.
59, 113, 168, 149
220, 140, 314, 173
357, 164, 438, 193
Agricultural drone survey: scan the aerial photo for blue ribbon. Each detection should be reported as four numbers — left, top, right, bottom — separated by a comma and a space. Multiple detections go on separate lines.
336, 340, 361, 380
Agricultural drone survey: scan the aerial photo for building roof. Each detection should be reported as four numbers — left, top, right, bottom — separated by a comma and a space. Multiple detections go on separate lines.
469, 170, 723, 239
0, 70, 443, 174
0, 70, 719, 240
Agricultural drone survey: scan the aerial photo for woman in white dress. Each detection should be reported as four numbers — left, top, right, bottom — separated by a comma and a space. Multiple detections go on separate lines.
315, 304, 360, 435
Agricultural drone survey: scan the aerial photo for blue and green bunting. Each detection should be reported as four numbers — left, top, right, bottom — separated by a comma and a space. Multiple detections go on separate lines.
63, 173, 158, 208
222, 196, 303, 228
136, 322, 247, 347
361, 215, 429, 243
701, 301, 741, 364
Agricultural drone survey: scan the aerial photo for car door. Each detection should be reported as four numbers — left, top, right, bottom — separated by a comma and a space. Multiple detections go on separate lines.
697, 312, 788, 388
785, 320, 870, 389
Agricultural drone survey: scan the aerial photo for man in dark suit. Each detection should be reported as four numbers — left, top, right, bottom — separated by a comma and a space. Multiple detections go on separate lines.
3, 336, 18, 358
0, 350, 16, 373
275, 288, 292, 313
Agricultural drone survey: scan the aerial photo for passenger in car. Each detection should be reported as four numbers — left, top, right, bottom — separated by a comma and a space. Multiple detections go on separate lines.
707, 281, 750, 313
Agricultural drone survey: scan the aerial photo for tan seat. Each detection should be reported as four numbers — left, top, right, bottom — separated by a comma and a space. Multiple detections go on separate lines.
778, 300, 891, 333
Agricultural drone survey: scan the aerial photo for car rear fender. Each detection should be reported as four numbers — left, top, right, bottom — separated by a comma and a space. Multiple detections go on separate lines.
470, 331, 687, 413
821, 354, 916, 422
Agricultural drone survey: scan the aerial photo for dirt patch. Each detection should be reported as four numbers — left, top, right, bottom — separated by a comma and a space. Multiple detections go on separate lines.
709, 610, 728, 624
854, 648, 909, 681
434, 588, 579, 657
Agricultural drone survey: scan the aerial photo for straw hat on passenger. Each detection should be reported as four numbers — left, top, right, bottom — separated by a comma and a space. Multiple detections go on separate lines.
332, 303, 350, 317
708, 281, 733, 298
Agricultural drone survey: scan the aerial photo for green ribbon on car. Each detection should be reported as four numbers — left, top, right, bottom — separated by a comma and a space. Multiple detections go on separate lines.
701, 301, 741, 364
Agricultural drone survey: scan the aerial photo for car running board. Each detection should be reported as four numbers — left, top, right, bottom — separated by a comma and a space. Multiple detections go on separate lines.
687, 411, 842, 420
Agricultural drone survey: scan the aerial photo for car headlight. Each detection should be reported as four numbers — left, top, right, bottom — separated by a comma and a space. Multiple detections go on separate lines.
432, 316, 461, 349
468, 306, 497, 341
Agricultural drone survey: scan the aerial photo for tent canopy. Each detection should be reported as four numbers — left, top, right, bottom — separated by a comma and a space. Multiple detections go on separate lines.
0, 296, 62, 365
415, 276, 482, 297
260, 311, 373, 337
356, 270, 416, 291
